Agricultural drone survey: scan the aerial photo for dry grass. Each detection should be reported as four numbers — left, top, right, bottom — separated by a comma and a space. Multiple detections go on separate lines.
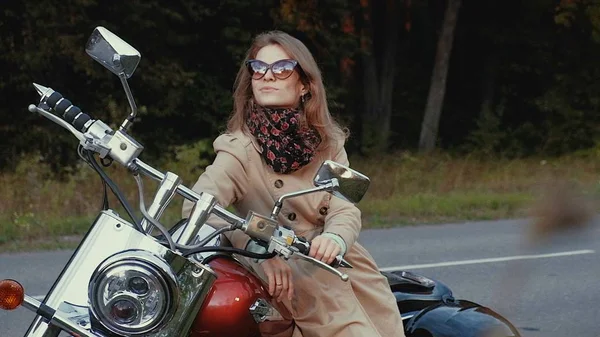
1, 150, 599, 250
349, 151, 600, 227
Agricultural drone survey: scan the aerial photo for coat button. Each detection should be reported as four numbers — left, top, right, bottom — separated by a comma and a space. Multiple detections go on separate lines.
274, 179, 284, 188
288, 212, 297, 221
319, 206, 328, 215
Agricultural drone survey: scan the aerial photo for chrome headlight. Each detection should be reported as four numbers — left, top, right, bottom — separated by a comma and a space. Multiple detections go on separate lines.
89, 250, 179, 335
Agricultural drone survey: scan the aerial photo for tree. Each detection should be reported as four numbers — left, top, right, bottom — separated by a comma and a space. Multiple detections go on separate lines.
418, 0, 461, 152
272, 0, 417, 155
357, 0, 403, 154
270, 0, 363, 144
0, 0, 277, 171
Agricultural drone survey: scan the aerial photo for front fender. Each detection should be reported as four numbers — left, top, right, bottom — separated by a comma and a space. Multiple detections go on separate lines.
404, 300, 521, 337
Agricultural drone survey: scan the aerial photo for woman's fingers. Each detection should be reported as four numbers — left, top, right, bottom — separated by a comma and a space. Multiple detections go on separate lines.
323, 242, 341, 265
264, 262, 275, 296
287, 269, 294, 301
309, 236, 342, 263
278, 262, 294, 301
261, 257, 294, 301
274, 270, 283, 299
311, 236, 329, 261
309, 238, 321, 258
277, 270, 288, 302
315, 239, 328, 261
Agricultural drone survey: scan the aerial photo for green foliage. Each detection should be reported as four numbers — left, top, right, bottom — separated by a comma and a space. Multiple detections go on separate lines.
160, 138, 216, 180
0, 0, 276, 171
1, 0, 600, 174
270, 0, 362, 117
446, 0, 600, 157
528, 1, 600, 154
464, 103, 506, 157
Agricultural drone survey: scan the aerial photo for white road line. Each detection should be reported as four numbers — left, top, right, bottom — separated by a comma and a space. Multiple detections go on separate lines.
379, 249, 596, 271
29, 250, 595, 298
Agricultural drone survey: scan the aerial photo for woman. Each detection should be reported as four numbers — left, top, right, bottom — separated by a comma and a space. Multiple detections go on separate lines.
182, 30, 405, 337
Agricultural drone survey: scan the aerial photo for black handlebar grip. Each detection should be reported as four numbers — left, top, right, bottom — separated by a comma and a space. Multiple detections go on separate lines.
292, 236, 310, 255
46, 91, 63, 107
73, 113, 92, 131
54, 98, 72, 117
63, 105, 81, 123
44, 90, 92, 132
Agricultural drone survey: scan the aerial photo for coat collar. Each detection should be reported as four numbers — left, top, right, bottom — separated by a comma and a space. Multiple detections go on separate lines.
235, 128, 263, 154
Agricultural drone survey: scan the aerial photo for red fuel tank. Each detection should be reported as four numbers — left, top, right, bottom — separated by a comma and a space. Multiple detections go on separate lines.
190, 255, 292, 337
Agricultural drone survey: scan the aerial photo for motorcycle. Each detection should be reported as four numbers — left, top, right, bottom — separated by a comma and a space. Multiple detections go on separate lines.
0, 26, 521, 337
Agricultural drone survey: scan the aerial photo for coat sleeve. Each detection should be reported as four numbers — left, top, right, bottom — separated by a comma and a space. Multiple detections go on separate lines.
181, 133, 252, 249
322, 140, 362, 251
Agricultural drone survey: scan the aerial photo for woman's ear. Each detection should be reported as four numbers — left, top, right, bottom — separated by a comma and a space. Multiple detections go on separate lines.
301, 84, 309, 96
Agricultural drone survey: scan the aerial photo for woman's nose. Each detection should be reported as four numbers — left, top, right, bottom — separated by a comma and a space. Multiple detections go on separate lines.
263, 68, 276, 81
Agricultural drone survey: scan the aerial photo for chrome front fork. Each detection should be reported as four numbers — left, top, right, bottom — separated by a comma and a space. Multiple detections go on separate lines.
23, 209, 217, 337
140, 171, 182, 233
22, 167, 220, 337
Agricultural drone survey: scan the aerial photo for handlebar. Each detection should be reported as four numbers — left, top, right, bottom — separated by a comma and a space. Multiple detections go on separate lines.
132, 159, 246, 227
34, 83, 94, 133
291, 236, 353, 269
136, 160, 352, 280
242, 214, 353, 281
29, 83, 352, 282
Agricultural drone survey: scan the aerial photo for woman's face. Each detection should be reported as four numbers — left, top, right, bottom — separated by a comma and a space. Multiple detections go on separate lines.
251, 44, 306, 109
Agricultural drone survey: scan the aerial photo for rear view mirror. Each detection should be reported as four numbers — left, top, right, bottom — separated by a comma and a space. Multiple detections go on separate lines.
313, 160, 370, 204
85, 26, 140, 79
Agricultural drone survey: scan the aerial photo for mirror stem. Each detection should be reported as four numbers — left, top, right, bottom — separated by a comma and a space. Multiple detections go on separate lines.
119, 73, 138, 131
270, 200, 283, 220
270, 179, 339, 219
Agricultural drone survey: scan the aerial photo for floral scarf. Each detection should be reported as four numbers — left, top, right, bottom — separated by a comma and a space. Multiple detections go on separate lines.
246, 102, 321, 174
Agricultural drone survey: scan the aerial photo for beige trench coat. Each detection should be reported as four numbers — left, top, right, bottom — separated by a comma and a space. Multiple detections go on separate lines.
182, 130, 405, 337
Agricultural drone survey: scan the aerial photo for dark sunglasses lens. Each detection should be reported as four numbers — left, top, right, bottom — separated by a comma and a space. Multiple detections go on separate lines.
272, 60, 296, 79
248, 61, 268, 79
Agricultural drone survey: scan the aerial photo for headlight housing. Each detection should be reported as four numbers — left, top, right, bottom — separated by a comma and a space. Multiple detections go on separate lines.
89, 250, 179, 335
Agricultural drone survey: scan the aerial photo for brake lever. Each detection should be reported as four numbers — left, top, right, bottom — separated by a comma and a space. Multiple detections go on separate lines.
292, 251, 350, 282
268, 237, 350, 282
291, 236, 353, 269
332, 255, 353, 269
29, 104, 112, 158
28, 105, 85, 142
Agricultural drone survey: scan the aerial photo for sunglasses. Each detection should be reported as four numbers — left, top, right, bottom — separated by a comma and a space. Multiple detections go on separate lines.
245, 59, 300, 80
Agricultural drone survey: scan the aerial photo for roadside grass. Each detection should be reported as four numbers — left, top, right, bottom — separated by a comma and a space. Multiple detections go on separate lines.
349, 151, 600, 227
360, 192, 535, 227
1, 150, 599, 251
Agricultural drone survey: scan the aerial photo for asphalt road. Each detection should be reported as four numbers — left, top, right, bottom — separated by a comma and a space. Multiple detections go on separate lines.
1, 217, 598, 337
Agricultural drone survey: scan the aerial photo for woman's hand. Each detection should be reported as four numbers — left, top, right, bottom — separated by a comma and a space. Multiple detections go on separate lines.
260, 256, 294, 302
309, 235, 341, 265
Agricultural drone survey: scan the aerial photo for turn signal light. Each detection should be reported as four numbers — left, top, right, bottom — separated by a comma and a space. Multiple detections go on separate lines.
0, 279, 25, 310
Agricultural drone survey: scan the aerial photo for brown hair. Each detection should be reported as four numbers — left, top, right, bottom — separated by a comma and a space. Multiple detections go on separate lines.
227, 30, 347, 150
